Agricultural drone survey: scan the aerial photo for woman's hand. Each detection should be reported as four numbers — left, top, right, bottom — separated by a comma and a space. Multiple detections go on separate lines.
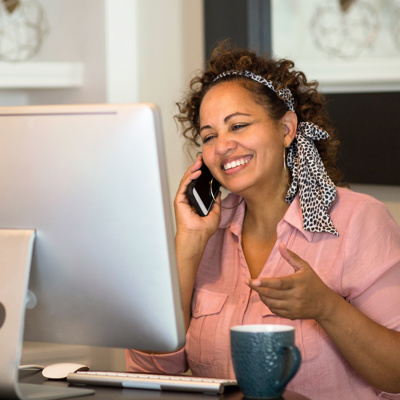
248, 242, 338, 322
174, 155, 221, 240
248, 242, 400, 393
174, 156, 222, 330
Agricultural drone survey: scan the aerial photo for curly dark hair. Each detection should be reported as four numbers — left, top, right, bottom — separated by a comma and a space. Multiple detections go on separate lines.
176, 42, 345, 186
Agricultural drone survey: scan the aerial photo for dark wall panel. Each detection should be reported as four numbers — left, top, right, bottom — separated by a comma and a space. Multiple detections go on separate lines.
204, 0, 249, 61
204, 1, 400, 185
204, 0, 271, 60
325, 92, 400, 185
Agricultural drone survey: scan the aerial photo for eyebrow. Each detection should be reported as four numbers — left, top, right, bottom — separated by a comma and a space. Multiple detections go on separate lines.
200, 112, 252, 133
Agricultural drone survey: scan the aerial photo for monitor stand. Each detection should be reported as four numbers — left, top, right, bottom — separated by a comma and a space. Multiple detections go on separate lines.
0, 229, 94, 399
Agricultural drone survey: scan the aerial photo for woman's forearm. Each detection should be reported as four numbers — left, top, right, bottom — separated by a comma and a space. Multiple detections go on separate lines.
249, 244, 400, 393
317, 291, 400, 393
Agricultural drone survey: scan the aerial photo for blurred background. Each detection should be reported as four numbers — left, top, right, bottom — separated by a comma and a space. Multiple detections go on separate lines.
1, 0, 397, 371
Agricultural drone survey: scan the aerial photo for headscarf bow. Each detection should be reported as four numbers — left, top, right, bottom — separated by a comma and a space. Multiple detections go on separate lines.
286, 122, 338, 236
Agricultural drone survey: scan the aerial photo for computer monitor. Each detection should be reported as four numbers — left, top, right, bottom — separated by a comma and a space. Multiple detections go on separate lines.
0, 103, 185, 399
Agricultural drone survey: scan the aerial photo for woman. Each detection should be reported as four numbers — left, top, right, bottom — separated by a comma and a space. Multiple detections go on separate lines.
126, 44, 400, 399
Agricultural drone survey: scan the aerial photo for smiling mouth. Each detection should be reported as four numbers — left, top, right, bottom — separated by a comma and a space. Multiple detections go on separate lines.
223, 157, 252, 171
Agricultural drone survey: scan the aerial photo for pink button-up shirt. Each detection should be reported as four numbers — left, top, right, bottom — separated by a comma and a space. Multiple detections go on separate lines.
126, 187, 400, 400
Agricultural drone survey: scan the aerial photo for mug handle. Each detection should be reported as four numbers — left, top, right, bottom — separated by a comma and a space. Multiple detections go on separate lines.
275, 345, 302, 391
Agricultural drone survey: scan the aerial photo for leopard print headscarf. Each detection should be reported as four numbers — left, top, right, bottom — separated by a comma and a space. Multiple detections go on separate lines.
213, 70, 338, 236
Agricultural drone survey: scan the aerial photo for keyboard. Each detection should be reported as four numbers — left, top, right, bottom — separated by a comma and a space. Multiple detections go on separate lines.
67, 371, 239, 395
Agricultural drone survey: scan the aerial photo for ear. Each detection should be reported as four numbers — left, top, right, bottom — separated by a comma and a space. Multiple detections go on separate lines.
281, 111, 297, 148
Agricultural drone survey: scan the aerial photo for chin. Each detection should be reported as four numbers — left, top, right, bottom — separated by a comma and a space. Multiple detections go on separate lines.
224, 184, 250, 198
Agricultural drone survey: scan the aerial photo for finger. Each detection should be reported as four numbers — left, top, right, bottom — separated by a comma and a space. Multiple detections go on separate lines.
190, 155, 203, 172
253, 287, 290, 301
267, 306, 298, 320
261, 297, 291, 312
278, 242, 310, 272
180, 155, 201, 178
176, 158, 203, 198
255, 294, 298, 319
247, 276, 295, 291
185, 156, 203, 181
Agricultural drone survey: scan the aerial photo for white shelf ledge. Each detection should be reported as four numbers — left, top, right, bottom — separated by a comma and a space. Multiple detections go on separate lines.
296, 58, 400, 93
0, 62, 84, 89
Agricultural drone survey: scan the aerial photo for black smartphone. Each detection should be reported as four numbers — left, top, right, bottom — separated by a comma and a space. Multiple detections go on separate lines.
187, 162, 221, 217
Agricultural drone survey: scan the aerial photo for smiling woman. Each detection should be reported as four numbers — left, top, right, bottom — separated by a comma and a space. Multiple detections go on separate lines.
126, 43, 400, 400
197, 80, 297, 203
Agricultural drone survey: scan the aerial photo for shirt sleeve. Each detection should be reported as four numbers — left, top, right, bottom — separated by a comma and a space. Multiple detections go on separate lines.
350, 265, 400, 330
351, 266, 400, 399
342, 197, 400, 300
344, 199, 400, 399
125, 347, 189, 375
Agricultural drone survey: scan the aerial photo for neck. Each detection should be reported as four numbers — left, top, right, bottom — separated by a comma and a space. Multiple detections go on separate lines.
242, 177, 290, 238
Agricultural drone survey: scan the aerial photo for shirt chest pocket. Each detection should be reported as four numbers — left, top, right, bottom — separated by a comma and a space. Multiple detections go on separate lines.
187, 289, 228, 366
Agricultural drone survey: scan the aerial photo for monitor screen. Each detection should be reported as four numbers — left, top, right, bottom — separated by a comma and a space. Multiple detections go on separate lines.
0, 103, 185, 387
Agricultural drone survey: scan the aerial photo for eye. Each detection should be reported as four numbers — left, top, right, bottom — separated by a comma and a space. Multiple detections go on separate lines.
231, 123, 249, 131
202, 134, 216, 144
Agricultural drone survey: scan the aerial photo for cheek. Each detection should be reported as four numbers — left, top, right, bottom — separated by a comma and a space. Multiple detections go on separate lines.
201, 151, 215, 170
256, 141, 284, 171
201, 147, 213, 164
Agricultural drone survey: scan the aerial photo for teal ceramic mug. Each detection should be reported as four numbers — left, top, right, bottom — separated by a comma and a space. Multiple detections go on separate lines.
230, 324, 301, 399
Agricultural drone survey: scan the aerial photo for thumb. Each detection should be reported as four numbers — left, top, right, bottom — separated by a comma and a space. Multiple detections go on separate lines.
278, 242, 310, 273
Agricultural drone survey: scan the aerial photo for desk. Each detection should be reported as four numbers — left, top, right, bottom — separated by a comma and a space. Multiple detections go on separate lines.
19, 370, 310, 400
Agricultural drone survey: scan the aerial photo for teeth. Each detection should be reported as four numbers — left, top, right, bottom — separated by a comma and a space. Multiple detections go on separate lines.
224, 158, 250, 171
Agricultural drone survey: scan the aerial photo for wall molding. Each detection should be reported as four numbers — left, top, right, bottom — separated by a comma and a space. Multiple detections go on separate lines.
0, 62, 84, 89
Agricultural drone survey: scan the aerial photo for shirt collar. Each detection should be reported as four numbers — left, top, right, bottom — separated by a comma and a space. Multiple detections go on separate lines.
219, 193, 245, 237
219, 193, 315, 242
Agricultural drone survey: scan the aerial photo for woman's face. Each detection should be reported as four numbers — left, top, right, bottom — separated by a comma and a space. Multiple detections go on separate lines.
199, 81, 294, 198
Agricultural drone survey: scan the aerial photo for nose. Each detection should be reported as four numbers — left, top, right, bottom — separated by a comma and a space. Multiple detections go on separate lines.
215, 132, 237, 155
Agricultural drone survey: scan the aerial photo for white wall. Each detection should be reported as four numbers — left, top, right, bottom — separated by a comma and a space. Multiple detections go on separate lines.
13, 0, 204, 370
0, 0, 201, 203
10, 0, 107, 105
7, 0, 399, 371
135, 0, 202, 197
